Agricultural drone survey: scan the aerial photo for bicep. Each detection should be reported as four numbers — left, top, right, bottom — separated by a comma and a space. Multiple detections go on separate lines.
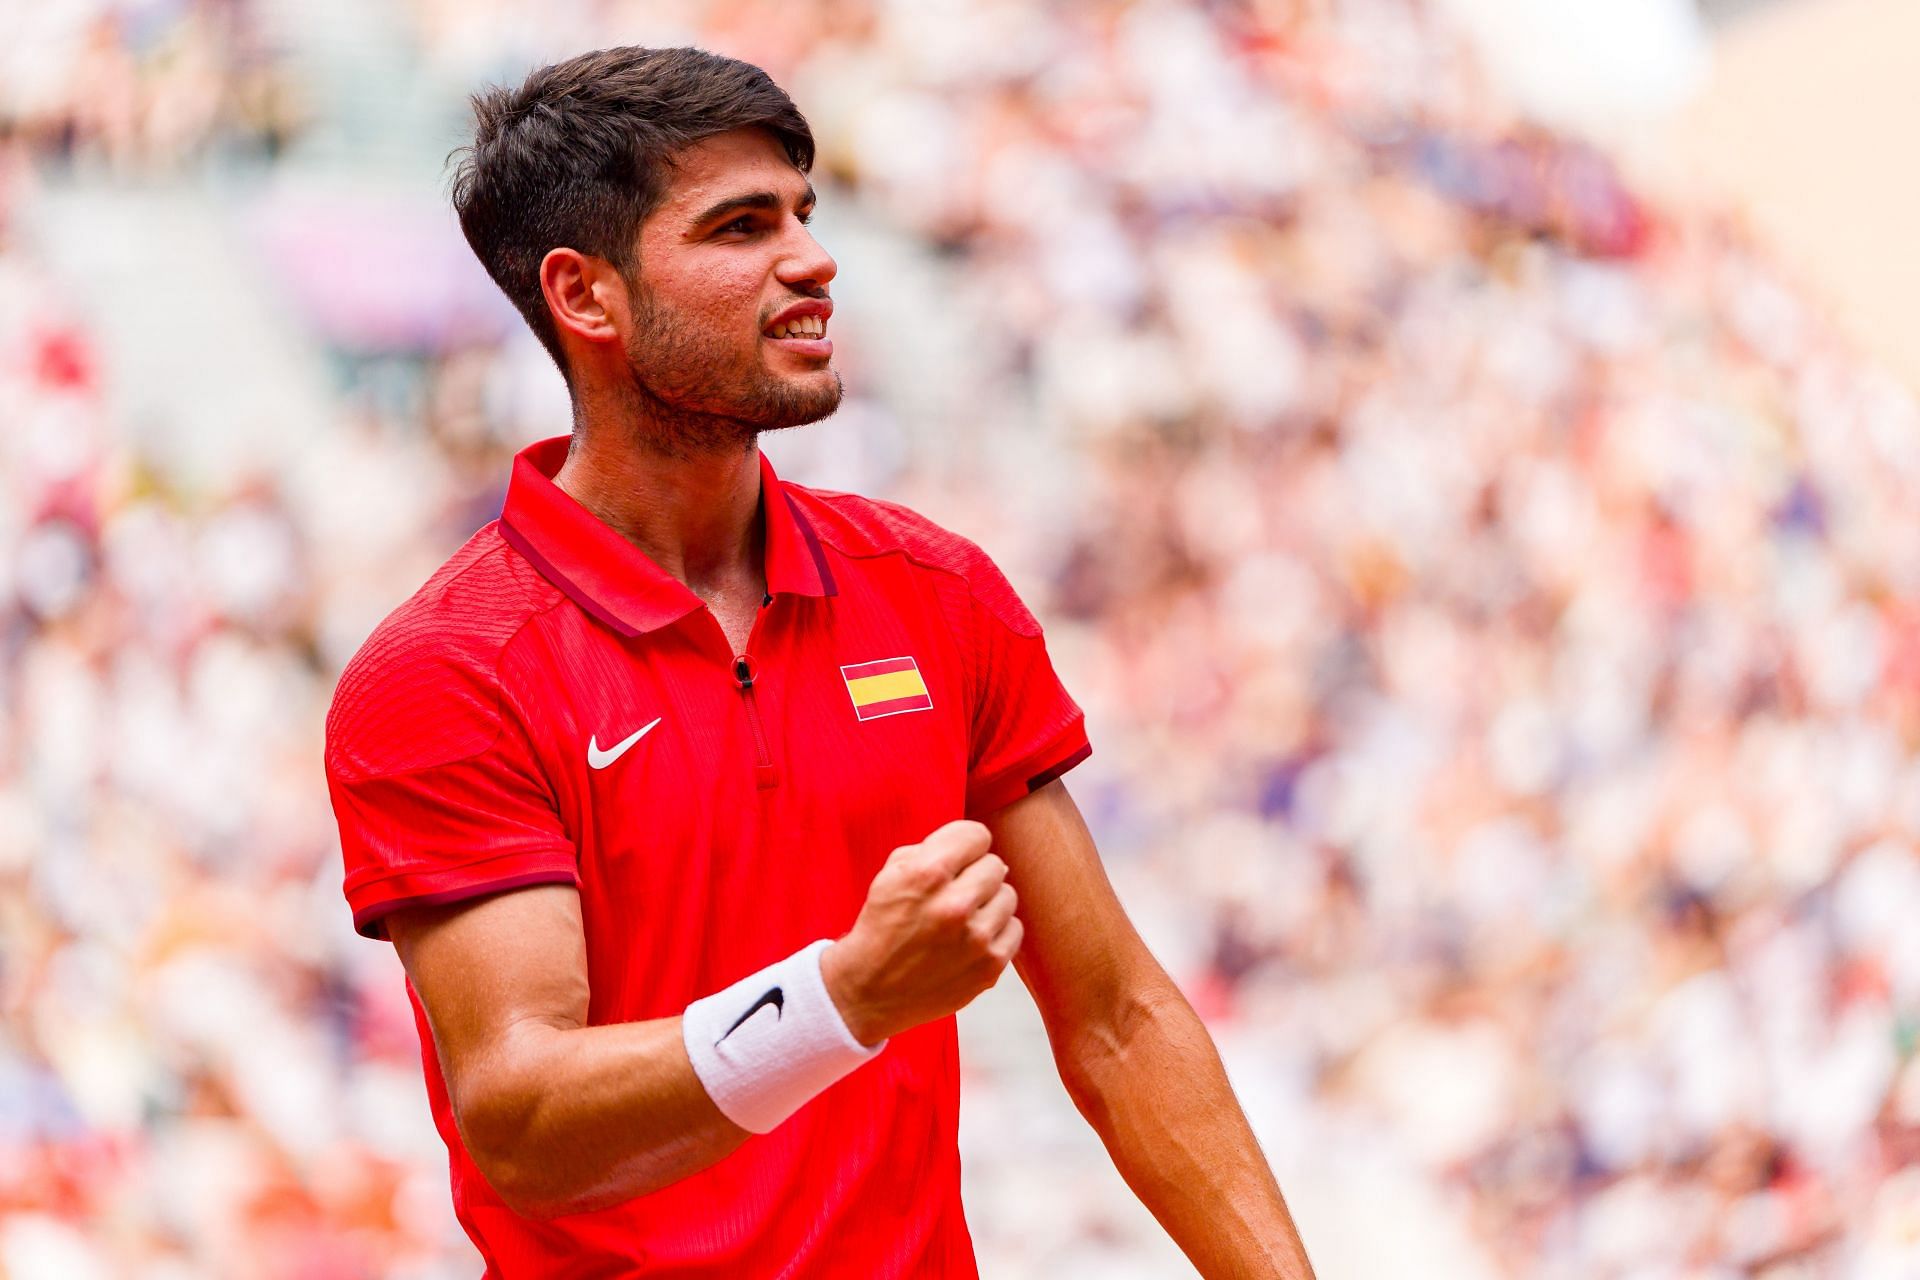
983, 780, 1167, 1041
388, 884, 591, 1099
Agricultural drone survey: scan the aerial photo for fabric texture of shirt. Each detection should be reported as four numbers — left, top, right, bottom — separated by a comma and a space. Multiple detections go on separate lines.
324, 436, 1091, 1278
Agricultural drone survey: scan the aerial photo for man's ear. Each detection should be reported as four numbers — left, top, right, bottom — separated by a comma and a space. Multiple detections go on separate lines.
540, 247, 626, 348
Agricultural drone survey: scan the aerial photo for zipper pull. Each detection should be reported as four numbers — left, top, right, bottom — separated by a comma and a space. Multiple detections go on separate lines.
733, 654, 756, 689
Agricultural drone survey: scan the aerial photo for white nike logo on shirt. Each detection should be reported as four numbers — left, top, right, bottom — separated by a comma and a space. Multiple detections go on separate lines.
588, 717, 663, 769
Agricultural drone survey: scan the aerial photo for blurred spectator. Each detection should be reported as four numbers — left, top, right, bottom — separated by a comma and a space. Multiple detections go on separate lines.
0, 0, 304, 170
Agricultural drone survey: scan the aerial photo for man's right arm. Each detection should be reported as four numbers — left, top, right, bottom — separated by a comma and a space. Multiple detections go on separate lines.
389, 882, 752, 1218
386, 820, 1021, 1219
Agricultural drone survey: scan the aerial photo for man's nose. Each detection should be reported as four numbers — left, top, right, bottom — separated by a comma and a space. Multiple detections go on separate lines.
777, 222, 837, 292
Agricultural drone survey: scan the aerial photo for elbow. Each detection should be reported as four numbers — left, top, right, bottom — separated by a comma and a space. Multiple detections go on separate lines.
488, 1175, 573, 1222
453, 1077, 587, 1220
477, 1157, 577, 1222
458, 1113, 549, 1218
456, 1076, 690, 1220
478, 1146, 679, 1223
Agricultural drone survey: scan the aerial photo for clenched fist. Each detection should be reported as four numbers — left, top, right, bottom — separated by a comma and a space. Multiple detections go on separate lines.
819, 820, 1024, 1046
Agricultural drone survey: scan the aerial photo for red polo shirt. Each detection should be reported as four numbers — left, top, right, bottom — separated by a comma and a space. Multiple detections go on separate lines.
324, 437, 1091, 1278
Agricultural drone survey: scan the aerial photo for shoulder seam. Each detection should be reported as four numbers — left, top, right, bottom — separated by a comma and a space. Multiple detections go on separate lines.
329, 540, 573, 782
802, 492, 1042, 641
433, 531, 528, 601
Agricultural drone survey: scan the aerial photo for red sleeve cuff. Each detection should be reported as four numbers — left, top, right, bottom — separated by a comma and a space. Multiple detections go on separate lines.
346, 849, 579, 940
965, 727, 1093, 819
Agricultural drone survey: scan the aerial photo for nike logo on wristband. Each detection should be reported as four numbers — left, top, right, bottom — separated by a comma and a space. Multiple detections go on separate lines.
718, 986, 785, 1044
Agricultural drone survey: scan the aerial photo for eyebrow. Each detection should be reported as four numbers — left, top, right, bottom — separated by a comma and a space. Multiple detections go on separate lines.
687, 183, 818, 232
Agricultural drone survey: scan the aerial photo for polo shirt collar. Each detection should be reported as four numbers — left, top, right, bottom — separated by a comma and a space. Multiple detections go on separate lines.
499, 435, 836, 638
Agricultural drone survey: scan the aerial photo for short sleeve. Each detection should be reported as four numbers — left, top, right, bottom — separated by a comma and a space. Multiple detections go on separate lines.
962, 555, 1092, 818
326, 647, 577, 941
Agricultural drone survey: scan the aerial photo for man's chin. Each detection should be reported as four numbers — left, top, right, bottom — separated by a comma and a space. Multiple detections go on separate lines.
749, 371, 844, 430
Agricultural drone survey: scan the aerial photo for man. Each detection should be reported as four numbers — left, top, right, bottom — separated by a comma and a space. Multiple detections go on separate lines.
325, 45, 1316, 1279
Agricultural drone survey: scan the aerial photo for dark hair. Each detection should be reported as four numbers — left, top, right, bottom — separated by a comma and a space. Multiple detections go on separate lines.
451, 46, 815, 376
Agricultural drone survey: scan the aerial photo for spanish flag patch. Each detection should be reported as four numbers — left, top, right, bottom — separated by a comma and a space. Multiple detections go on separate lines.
841, 655, 933, 721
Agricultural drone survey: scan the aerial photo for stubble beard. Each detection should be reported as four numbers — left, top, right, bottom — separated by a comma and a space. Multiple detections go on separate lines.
619, 283, 843, 460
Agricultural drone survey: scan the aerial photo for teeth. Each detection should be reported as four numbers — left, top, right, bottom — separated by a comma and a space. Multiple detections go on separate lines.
770, 315, 825, 340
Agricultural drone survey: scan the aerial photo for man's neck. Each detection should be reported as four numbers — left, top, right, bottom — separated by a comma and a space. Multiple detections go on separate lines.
552, 424, 766, 602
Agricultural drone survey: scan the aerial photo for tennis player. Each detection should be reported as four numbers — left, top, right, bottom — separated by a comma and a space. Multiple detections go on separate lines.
325, 45, 1316, 1279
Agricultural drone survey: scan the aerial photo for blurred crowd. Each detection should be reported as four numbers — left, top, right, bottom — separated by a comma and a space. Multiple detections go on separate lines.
5, 1, 1920, 1277
0, 0, 301, 170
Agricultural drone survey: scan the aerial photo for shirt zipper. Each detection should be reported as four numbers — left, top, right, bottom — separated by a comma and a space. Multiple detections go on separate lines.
733, 592, 779, 789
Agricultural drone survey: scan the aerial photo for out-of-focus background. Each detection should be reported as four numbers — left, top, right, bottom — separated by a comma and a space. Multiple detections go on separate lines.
4, 0, 1920, 1276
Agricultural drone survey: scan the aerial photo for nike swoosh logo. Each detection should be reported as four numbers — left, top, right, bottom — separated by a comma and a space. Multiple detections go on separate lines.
718, 986, 785, 1044
587, 716, 663, 770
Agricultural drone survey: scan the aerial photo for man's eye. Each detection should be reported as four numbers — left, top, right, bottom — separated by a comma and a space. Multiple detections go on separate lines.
718, 210, 813, 236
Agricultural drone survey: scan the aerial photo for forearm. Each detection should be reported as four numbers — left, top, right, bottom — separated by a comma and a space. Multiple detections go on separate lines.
1060, 984, 1316, 1280
456, 1015, 750, 1218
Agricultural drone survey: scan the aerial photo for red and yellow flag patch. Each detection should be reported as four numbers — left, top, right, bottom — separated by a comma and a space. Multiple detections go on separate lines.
841, 656, 933, 721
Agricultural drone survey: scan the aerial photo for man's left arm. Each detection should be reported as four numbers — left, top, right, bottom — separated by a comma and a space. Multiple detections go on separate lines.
983, 780, 1317, 1280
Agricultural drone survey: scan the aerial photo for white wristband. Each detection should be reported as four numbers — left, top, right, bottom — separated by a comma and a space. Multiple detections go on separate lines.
681, 938, 887, 1134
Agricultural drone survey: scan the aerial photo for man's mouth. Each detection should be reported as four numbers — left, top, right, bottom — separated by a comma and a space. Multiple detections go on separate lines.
766, 314, 826, 340
763, 300, 833, 355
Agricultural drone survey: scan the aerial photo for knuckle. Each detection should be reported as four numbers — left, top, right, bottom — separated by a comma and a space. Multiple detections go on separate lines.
890, 854, 935, 887
936, 822, 988, 857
